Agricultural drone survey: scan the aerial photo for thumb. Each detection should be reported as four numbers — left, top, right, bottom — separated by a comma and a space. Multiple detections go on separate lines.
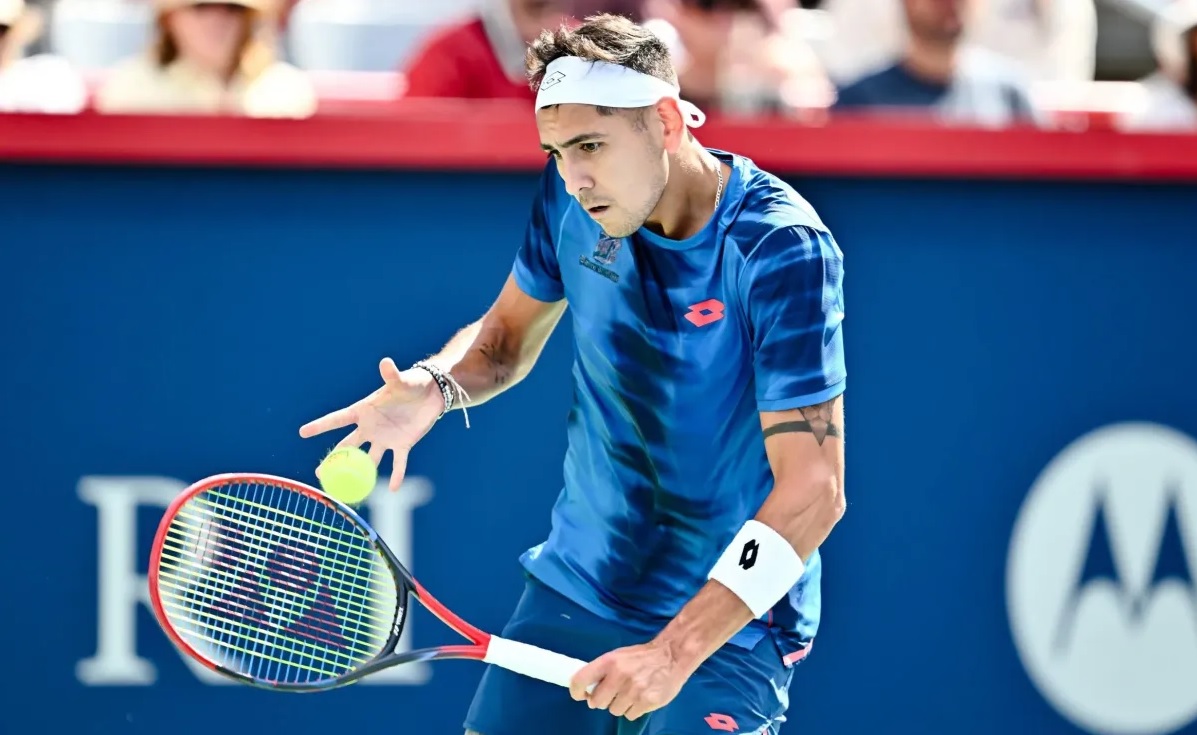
570, 655, 607, 701
379, 357, 403, 384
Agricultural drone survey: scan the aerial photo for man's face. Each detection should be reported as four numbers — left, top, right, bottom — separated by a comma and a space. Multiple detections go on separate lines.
537, 103, 669, 239
509, 0, 571, 45
902, 0, 973, 44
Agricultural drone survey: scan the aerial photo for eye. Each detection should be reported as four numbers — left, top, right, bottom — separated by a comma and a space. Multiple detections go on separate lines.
580, 142, 603, 154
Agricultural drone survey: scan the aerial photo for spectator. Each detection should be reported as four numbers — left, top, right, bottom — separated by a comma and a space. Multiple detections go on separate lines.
815, 0, 1096, 86
0, 0, 88, 113
641, 0, 833, 116
1119, 0, 1197, 132
833, 0, 1041, 128
977, 0, 1097, 83
575, 0, 643, 20
95, 0, 316, 118
402, 0, 574, 101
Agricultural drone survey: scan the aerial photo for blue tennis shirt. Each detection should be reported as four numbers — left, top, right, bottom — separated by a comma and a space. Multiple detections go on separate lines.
513, 149, 846, 653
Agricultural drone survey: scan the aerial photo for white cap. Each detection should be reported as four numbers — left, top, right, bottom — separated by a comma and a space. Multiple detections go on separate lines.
1152, 0, 1197, 82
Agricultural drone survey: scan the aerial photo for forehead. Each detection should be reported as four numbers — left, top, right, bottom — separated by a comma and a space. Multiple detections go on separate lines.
536, 104, 625, 140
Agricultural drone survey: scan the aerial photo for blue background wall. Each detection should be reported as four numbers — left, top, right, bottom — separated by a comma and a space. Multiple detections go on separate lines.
3, 162, 1195, 735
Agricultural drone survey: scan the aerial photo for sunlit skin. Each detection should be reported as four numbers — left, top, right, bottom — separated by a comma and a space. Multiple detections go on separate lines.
536, 98, 729, 241
165, 2, 250, 80
904, 0, 973, 44
901, 0, 978, 83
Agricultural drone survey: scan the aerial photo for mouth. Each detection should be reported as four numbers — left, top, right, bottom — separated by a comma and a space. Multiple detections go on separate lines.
586, 205, 610, 217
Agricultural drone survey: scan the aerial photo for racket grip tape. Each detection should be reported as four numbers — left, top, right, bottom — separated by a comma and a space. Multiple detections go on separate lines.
484, 635, 588, 689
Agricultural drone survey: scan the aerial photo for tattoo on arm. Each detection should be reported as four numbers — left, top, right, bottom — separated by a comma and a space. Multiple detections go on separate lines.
477, 341, 513, 386
763, 398, 842, 445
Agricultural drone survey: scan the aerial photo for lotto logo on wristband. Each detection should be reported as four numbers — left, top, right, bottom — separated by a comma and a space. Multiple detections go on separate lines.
739, 540, 759, 570
709, 521, 805, 618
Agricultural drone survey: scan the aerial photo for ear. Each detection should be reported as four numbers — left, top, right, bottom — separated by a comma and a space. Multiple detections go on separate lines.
655, 97, 688, 154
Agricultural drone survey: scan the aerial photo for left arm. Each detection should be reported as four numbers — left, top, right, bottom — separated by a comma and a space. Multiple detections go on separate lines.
571, 398, 847, 719
652, 397, 846, 671
571, 224, 848, 719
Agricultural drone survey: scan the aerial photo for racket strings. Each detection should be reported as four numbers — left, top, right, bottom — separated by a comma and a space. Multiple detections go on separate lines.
157, 518, 393, 638
155, 480, 400, 685
169, 501, 383, 600
161, 483, 391, 679
155, 545, 389, 653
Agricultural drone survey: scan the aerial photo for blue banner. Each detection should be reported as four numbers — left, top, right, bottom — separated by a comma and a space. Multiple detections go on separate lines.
4, 162, 1196, 735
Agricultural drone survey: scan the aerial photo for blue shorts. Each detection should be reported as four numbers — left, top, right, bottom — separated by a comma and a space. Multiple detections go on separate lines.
464, 575, 800, 735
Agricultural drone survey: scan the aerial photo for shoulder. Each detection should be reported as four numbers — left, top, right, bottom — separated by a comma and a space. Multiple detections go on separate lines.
243, 62, 317, 118
724, 155, 832, 262
0, 54, 87, 113
835, 63, 901, 105
741, 224, 842, 287
103, 55, 160, 86
1119, 73, 1197, 131
249, 60, 314, 94
4, 53, 81, 81
94, 56, 164, 110
957, 46, 1032, 91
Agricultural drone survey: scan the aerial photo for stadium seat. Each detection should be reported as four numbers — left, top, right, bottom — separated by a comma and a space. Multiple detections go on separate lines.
49, 0, 153, 70
286, 0, 473, 72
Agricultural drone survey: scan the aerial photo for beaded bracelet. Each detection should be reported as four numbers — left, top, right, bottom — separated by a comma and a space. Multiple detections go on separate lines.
412, 360, 472, 428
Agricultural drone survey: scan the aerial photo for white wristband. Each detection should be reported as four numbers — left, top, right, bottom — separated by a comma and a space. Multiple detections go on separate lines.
707, 520, 805, 618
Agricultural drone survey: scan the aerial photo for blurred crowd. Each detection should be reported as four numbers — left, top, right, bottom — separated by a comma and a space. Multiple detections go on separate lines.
0, 0, 1195, 132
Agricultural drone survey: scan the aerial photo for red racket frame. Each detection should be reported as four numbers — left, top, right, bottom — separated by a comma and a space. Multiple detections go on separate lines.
147, 472, 496, 690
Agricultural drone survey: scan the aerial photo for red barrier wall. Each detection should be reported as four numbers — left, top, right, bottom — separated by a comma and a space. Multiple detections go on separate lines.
2, 102, 1196, 181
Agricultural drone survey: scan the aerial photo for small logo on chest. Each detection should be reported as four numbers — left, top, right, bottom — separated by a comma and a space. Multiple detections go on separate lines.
580, 236, 622, 283
593, 236, 621, 265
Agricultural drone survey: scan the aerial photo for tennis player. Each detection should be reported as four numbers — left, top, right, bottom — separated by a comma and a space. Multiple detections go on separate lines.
300, 13, 846, 735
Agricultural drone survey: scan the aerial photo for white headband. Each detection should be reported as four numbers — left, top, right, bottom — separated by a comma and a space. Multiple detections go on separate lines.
535, 56, 706, 128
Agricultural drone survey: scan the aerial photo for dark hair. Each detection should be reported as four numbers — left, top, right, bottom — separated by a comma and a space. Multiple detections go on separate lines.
525, 13, 678, 98
1186, 28, 1197, 98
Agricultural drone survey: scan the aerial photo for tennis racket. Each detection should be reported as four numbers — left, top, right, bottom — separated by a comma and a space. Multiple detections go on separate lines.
148, 472, 588, 692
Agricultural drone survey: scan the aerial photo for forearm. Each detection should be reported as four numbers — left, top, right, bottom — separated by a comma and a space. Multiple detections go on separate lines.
654, 581, 754, 673
654, 474, 843, 671
656, 399, 846, 671
417, 318, 522, 408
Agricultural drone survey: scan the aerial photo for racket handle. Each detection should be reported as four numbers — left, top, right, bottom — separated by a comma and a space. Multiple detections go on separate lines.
484, 635, 589, 689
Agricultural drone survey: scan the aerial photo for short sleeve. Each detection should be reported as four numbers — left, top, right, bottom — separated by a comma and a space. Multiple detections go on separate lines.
740, 225, 846, 411
511, 164, 565, 303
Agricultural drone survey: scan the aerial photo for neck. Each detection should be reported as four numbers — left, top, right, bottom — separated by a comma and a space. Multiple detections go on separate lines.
642, 139, 725, 241
903, 35, 958, 85
176, 54, 239, 85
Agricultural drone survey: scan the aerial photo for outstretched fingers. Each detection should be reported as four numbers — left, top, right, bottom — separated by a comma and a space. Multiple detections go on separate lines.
299, 405, 356, 439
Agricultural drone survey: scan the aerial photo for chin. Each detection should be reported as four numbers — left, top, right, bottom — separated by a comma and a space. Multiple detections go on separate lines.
602, 221, 640, 239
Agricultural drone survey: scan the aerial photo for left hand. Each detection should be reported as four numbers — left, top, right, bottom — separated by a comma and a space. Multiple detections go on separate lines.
569, 640, 692, 721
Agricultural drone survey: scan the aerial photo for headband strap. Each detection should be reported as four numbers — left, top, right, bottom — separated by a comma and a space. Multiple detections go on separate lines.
535, 56, 706, 128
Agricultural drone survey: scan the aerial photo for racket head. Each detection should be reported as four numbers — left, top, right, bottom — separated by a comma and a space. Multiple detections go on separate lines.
148, 473, 409, 691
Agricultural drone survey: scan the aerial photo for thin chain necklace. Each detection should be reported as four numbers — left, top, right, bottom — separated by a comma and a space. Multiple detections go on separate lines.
715, 164, 724, 208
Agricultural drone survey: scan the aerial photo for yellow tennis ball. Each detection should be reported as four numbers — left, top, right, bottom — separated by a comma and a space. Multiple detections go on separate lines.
317, 447, 377, 506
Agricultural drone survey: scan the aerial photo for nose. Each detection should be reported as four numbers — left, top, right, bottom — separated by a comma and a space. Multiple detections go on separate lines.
557, 158, 594, 199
